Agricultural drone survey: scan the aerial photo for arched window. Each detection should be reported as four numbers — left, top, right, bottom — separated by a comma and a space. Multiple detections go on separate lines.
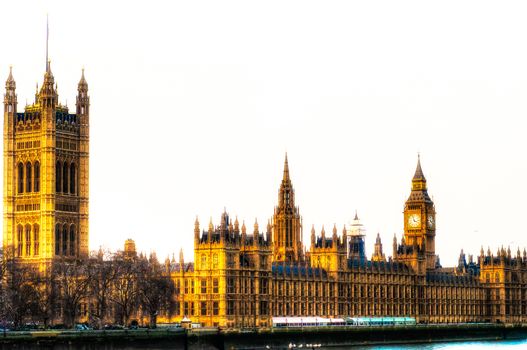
33, 224, 39, 256
25, 162, 32, 193
34, 162, 40, 192
63, 162, 68, 194
69, 225, 76, 256
62, 224, 68, 256
18, 163, 24, 194
17, 225, 23, 256
495, 272, 500, 283
70, 163, 76, 194
25, 224, 31, 256
55, 224, 61, 256
56, 161, 62, 193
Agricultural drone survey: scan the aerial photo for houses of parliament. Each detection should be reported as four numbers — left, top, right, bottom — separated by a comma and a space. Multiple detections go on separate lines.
4, 59, 527, 329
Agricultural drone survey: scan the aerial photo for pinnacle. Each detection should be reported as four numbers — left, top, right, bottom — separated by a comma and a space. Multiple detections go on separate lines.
7, 65, 14, 82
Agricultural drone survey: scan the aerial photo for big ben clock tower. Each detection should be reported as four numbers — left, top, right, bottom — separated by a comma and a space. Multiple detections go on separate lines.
403, 155, 437, 270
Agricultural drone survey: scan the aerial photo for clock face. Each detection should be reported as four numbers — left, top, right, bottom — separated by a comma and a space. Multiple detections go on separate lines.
408, 214, 421, 228
427, 215, 435, 228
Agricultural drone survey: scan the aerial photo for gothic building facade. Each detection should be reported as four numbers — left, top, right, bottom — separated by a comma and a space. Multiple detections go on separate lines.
3, 64, 89, 267
164, 155, 527, 328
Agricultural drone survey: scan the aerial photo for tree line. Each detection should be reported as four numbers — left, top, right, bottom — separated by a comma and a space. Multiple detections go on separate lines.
0, 248, 176, 330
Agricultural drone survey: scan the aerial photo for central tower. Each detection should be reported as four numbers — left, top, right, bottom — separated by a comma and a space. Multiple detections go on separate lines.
272, 154, 303, 262
3, 63, 89, 265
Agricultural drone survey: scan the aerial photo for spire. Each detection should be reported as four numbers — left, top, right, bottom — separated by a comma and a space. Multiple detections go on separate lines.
354, 210, 359, 221
6, 66, 14, 84
78, 68, 88, 91
46, 14, 49, 72
413, 154, 426, 182
283, 152, 290, 182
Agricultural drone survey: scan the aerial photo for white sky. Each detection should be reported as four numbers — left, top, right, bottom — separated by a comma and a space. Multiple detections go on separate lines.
2, 0, 527, 266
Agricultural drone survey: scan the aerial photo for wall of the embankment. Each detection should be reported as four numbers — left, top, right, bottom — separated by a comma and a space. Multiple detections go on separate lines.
1, 324, 527, 349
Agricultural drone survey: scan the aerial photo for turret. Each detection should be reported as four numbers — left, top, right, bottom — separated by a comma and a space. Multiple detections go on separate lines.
208, 217, 213, 243
311, 225, 316, 247
342, 225, 347, 246
234, 217, 240, 234
321, 226, 326, 247
4, 66, 17, 113
372, 233, 385, 262
194, 217, 200, 243
76, 68, 89, 114
179, 248, 184, 265
332, 224, 338, 248
39, 61, 57, 109
266, 220, 272, 243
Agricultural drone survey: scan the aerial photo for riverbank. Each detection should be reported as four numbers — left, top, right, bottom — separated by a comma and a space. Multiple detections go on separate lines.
1, 324, 527, 349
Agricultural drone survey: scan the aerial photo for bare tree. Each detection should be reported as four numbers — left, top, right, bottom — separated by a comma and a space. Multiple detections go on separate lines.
2, 258, 39, 328
52, 258, 92, 328
32, 270, 58, 329
137, 255, 175, 328
87, 249, 118, 329
109, 253, 141, 327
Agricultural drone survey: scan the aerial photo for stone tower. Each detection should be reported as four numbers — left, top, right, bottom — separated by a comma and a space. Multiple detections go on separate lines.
272, 154, 303, 262
402, 155, 436, 270
3, 63, 89, 265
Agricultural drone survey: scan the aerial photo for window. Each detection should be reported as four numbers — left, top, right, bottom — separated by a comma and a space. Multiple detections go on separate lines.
17, 225, 23, 256
174, 302, 180, 316
25, 163, 32, 192
25, 224, 31, 256
55, 224, 61, 255
213, 302, 219, 316
201, 279, 207, 294
18, 163, 24, 194
33, 224, 39, 256
69, 225, 76, 256
260, 279, 268, 294
213, 278, 219, 293
227, 301, 235, 316
34, 162, 40, 192
495, 273, 500, 283
63, 162, 68, 193
201, 254, 207, 269
212, 253, 218, 268
227, 278, 235, 294
56, 161, 62, 192
62, 225, 68, 255
184, 302, 189, 316
201, 302, 207, 316
260, 301, 268, 315
69, 163, 76, 194
184, 280, 189, 294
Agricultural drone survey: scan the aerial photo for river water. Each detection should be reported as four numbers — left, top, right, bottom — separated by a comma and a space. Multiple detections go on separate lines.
2, 339, 527, 349
361, 339, 527, 349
